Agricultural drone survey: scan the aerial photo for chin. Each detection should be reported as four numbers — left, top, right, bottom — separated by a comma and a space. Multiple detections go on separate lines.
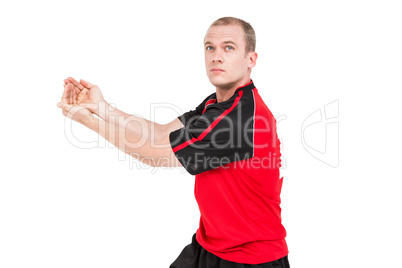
208, 76, 232, 90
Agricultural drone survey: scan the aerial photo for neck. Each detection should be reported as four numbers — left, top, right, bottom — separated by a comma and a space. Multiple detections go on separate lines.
215, 77, 251, 103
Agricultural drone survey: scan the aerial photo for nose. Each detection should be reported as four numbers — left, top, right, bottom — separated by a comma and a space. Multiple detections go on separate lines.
212, 49, 223, 63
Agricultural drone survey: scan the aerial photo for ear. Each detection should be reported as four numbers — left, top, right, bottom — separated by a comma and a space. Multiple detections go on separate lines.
248, 52, 258, 69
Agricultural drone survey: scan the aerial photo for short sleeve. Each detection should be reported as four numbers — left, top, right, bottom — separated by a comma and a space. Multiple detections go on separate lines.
177, 104, 203, 127
169, 98, 254, 175
177, 93, 215, 127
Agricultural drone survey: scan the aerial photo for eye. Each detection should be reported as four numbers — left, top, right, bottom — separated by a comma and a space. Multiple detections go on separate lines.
225, 46, 234, 51
206, 46, 214, 51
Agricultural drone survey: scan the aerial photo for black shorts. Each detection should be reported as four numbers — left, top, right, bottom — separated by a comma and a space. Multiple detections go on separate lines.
170, 234, 290, 268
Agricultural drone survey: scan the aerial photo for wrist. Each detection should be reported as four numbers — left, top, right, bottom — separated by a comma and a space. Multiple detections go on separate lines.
96, 100, 109, 119
86, 114, 100, 132
98, 101, 120, 122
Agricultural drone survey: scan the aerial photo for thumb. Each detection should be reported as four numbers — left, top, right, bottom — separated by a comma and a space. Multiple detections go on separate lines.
57, 102, 73, 117
80, 79, 94, 89
57, 102, 69, 109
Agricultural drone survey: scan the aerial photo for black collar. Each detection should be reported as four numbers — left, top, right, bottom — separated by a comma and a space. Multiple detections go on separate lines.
213, 80, 255, 104
235, 80, 255, 94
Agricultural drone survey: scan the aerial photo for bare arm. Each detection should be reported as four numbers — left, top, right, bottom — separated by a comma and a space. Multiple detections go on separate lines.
58, 78, 185, 167
64, 77, 182, 147
95, 101, 183, 146
91, 115, 184, 167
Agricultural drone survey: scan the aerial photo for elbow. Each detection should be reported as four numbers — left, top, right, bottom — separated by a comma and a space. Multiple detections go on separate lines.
154, 123, 169, 144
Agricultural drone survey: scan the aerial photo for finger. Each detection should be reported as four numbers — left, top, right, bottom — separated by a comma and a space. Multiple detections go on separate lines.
57, 101, 71, 111
68, 83, 78, 105
62, 83, 75, 104
61, 84, 70, 104
57, 102, 74, 118
74, 85, 81, 105
67, 77, 86, 91
65, 81, 82, 104
68, 83, 79, 105
67, 83, 74, 105
80, 79, 94, 89
77, 88, 88, 103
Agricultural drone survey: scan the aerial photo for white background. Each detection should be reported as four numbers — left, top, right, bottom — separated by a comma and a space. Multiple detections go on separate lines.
1, 0, 401, 267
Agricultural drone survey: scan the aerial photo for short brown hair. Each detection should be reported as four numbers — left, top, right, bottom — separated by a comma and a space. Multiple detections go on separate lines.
209, 17, 256, 53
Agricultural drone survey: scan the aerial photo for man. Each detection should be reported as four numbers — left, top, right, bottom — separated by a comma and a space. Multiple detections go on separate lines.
58, 17, 290, 268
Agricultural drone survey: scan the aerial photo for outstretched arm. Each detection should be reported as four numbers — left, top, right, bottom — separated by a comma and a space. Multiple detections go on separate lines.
58, 78, 184, 167
91, 112, 184, 168
64, 77, 181, 145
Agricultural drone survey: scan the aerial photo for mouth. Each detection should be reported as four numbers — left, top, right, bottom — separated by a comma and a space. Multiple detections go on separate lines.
211, 68, 225, 73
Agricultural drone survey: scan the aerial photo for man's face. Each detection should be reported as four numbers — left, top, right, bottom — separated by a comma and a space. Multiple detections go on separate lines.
204, 24, 256, 90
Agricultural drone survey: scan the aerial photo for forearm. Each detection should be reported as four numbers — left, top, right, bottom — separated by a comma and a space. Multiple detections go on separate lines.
95, 101, 167, 140
87, 115, 181, 167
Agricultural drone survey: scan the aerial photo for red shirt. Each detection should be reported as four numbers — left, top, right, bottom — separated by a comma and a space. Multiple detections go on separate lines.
169, 81, 288, 264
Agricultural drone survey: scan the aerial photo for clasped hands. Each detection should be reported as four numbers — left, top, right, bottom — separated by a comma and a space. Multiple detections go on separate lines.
57, 77, 105, 125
